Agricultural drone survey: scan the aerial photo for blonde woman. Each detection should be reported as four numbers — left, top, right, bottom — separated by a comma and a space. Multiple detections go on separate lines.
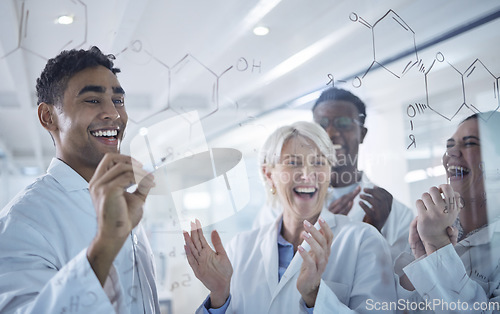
185, 121, 397, 313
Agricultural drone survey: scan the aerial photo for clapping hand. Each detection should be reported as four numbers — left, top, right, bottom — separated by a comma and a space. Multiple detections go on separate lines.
296, 218, 334, 308
183, 219, 233, 308
327, 186, 361, 215
360, 186, 393, 232
415, 184, 462, 254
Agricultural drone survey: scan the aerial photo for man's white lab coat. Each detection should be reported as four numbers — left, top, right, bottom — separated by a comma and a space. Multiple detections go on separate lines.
0, 158, 159, 313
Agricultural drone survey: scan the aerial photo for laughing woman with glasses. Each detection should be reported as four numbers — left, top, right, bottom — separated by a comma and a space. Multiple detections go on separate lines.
184, 121, 397, 313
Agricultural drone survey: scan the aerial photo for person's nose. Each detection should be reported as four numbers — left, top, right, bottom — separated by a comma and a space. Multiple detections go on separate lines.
325, 123, 340, 138
300, 164, 316, 182
445, 145, 462, 158
100, 100, 121, 120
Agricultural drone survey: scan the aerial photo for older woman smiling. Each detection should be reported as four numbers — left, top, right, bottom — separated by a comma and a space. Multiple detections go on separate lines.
184, 121, 397, 313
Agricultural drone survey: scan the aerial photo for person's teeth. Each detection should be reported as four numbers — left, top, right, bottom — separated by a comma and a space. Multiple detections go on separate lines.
92, 130, 118, 137
295, 187, 316, 193
447, 165, 470, 174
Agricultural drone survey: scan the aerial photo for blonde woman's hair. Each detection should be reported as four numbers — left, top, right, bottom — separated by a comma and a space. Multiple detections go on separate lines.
258, 121, 336, 207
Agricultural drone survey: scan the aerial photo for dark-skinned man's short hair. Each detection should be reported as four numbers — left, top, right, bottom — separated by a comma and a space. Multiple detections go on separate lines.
36, 46, 120, 107
312, 87, 367, 125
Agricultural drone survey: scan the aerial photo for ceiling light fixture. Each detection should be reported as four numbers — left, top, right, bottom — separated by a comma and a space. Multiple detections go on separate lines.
253, 26, 270, 36
56, 15, 74, 25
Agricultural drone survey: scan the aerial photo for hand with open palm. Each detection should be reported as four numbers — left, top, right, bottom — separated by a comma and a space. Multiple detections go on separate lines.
183, 219, 233, 308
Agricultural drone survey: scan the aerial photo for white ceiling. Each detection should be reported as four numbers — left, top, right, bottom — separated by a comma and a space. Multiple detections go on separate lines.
1, 0, 500, 176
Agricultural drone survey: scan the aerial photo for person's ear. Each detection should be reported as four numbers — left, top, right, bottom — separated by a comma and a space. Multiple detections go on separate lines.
38, 102, 58, 132
261, 165, 267, 178
264, 165, 275, 187
360, 126, 368, 144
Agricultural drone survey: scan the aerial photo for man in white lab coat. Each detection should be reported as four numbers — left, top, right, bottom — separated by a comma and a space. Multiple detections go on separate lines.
0, 47, 159, 313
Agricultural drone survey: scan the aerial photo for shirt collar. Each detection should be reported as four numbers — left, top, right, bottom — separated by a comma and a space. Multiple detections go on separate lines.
47, 158, 89, 192
277, 219, 293, 247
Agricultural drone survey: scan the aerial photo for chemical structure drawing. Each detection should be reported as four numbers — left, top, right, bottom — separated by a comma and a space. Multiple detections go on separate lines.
425, 52, 499, 121
113, 40, 258, 232
349, 9, 499, 125
463, 59, 500, 120
350, 9, 420, 87
406, 103, 428, 150
325, 74, 347, 87
1, 0, 87, 60
115, 39, 260, 139
168, 53, 233, 120
424, 52, 466, 121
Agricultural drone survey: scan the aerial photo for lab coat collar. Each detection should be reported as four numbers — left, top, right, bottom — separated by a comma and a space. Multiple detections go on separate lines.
47, 158, 89, 192
319, 209, 337, 228
261, 215, 281, 297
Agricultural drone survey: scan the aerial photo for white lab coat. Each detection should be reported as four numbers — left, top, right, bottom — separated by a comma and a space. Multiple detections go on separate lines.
0, 158, 160, 314
254, 173, 414, 262
394, 219, 500, 313
201, 210, 397, 313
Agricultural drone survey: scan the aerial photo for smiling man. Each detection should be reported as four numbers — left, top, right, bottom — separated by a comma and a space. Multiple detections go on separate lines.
0, 47, 159, 313
311, 87, 414, 261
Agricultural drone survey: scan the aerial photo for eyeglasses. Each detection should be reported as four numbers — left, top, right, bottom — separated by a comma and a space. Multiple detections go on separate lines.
316, 116, 363, 131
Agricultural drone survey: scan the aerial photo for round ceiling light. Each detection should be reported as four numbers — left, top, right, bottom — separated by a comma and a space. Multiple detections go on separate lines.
253, 26, 269, 36
57, 15, 74, 25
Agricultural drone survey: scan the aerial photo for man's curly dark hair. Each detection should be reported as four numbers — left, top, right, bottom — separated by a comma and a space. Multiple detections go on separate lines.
36, 46, 120, 106
312, 87, 367, 125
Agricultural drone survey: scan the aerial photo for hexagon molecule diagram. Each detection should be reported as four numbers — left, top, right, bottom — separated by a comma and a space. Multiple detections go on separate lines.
425, 52, 466, 121
1, 0, 87, 60
352, 9, 419, 81
463, 59, 500, 120
169, 54, 232, 120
